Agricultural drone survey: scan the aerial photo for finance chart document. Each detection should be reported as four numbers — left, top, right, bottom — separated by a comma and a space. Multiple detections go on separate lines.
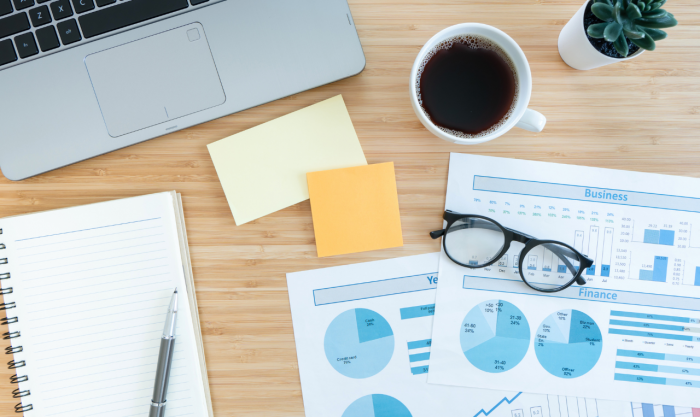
287, 252, 631, 417
429, 153, 700, 407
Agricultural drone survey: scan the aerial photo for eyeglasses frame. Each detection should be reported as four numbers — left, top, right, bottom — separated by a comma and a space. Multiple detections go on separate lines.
431, 210, 594, 293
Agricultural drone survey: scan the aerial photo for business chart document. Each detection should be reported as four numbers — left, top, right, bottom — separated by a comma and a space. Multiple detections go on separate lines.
287, 252, 631, 417
428, 153, 700, 407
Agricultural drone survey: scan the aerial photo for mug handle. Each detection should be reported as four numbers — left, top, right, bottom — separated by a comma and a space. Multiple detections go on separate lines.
515, 109, 546, 133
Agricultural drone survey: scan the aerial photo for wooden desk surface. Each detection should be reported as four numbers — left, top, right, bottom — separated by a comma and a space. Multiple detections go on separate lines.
1, 0, 699, 414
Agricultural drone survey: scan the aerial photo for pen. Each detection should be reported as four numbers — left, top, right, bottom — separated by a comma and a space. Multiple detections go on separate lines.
150, 288, 178, 417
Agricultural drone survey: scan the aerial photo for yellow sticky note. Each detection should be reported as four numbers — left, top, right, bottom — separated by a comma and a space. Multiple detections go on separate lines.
207, 95, 367, 225
307, 162, 404, 257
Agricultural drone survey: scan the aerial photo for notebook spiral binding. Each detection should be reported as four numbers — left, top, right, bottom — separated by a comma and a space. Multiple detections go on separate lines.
0, 229, 33, 413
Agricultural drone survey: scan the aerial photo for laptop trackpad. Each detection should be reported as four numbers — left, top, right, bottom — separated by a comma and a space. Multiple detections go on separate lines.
86, 23, 226, 138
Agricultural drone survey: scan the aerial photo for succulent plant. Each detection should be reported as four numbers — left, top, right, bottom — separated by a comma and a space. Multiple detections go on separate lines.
587, 0, 678, 57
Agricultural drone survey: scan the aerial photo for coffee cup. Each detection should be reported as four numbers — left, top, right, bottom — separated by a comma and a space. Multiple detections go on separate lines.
409, 23, 546, 145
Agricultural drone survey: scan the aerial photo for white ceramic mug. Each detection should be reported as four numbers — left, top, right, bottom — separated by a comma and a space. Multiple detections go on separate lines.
409, 23, 546, 145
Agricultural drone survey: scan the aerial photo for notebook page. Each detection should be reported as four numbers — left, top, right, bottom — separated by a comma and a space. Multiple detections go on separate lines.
2, 192, 208, 417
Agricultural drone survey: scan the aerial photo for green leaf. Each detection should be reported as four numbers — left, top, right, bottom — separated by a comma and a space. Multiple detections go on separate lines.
642, 27, 667, 40
587, 22, 609, 38
614, 33, 630, 56
624, 27, 645, 39
638, 1, 646, 11
614, 1, 624, 23
631, 34, 656, 50
604, 22, 623, 41
636, 14, 678, 28
649, 2, 662, 10
592, 3, 615, 20
626, 3, 642, 18
642, 9, 668, 18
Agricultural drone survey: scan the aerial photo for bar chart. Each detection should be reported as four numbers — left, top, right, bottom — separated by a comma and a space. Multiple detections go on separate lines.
610, 309, 700, 391
639, 256, 669, 282
631, 403, 700, 417
643, 229, 676, 246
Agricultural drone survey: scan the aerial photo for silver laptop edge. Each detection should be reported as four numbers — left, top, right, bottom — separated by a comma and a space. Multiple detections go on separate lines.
0, 0, 365, 180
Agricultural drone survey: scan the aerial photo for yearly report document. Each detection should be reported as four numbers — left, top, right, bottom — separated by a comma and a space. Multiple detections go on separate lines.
428, 153, 700, 408
287, 253, 634, 417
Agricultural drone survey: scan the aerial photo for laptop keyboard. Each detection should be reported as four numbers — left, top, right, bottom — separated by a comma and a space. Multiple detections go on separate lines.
0, 0, 211, 69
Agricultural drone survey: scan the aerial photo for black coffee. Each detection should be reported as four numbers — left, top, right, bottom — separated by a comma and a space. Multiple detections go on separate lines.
417, 35, 517, 137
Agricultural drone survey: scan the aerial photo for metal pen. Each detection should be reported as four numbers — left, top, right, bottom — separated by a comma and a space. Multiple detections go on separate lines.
150, 288, 178, 417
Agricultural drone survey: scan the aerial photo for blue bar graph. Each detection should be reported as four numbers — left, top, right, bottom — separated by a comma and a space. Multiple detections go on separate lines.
611, 311, 693, 323
587, 265, 596, 275
616, 361, 700, 376
409, 352, 430, 363
400, 304, 435, 320
407, 339, 431, 349
641, 404, 654, 417
557, 265, 567, 273
644, 229, 661, 244
609, 319, 685, 331
696, 267, 700, 287
643, 229, 675, 245
653, 256, 668, 281
615, 373, 700, 388
660, 230, 675, 246
601, 264, 610, 277
617, 349, 700, 363
639, 256, 668, 282
609, 328, 699, 342
663, 405, 676, 417
411, 365, 429, 375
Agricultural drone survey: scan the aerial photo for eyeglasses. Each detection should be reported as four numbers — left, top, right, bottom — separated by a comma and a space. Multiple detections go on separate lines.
430, 211, 593, 293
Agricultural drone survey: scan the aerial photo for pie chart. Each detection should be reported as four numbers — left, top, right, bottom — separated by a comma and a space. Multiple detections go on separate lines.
324, 308, 394, 379
534, 309, 602, 378
460, 300, 530, 373
342, 394, 412, 417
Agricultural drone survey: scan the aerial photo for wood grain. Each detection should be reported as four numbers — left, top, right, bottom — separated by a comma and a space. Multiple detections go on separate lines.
1, 0, 699, 414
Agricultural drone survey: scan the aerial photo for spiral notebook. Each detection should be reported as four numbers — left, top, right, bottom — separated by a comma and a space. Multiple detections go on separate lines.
0, 192, 213, 416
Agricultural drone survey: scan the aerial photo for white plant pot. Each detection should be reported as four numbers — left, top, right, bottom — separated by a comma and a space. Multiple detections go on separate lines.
558, 1, 644, 70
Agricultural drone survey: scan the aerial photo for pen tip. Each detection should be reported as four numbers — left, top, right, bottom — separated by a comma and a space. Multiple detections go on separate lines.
174, 288, 178, 293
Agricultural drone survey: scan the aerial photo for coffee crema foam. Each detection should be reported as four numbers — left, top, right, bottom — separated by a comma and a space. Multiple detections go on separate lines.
416, 35, 519, 139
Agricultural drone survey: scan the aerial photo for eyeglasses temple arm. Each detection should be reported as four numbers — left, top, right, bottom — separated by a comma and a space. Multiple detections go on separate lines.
430, 229, 445, 239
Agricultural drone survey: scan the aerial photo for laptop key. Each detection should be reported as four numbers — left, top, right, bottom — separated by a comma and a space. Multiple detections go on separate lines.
14, 31, 37, 57
57, 18, 80, 44
50, 0, 71, 19
0, 0, 12, 17
11, 0, 33, 10
70, 0, 92, 13
79, 0, 188, 39
36, 25, 58, 51
190, 0, 208, 5
0, 12, 30, 40
0, 38, 17, 65
95, 0, 114, 6
29, 4, 51, 26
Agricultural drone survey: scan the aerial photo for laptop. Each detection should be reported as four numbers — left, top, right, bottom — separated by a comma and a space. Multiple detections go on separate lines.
0, 0, 365, 180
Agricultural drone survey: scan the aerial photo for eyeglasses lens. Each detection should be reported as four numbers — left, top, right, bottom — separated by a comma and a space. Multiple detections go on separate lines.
521, 242, 581, 291
444, 217, 505, 267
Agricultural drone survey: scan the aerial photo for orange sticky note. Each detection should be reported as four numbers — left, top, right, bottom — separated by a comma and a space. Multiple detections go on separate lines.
307, 162, 403, 257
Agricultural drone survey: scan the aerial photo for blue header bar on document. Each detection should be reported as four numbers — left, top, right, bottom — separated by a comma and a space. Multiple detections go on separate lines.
473, 176, 700, 213
313, 272, 438, 306
463, 276, 700, 312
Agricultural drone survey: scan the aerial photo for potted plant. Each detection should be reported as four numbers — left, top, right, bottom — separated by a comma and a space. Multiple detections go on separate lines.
558, 0, 677, 70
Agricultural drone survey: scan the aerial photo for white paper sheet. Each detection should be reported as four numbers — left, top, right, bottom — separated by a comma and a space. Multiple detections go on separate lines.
287, 252, 631, 417
428, 153, 700, 408
0, 192, 210, 416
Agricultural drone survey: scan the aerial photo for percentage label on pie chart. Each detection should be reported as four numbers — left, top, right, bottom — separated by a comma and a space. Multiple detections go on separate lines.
324, 308, 394, 379
460, 300, 531, 373
342, 394, 412, 417
534, 309, 602, 378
